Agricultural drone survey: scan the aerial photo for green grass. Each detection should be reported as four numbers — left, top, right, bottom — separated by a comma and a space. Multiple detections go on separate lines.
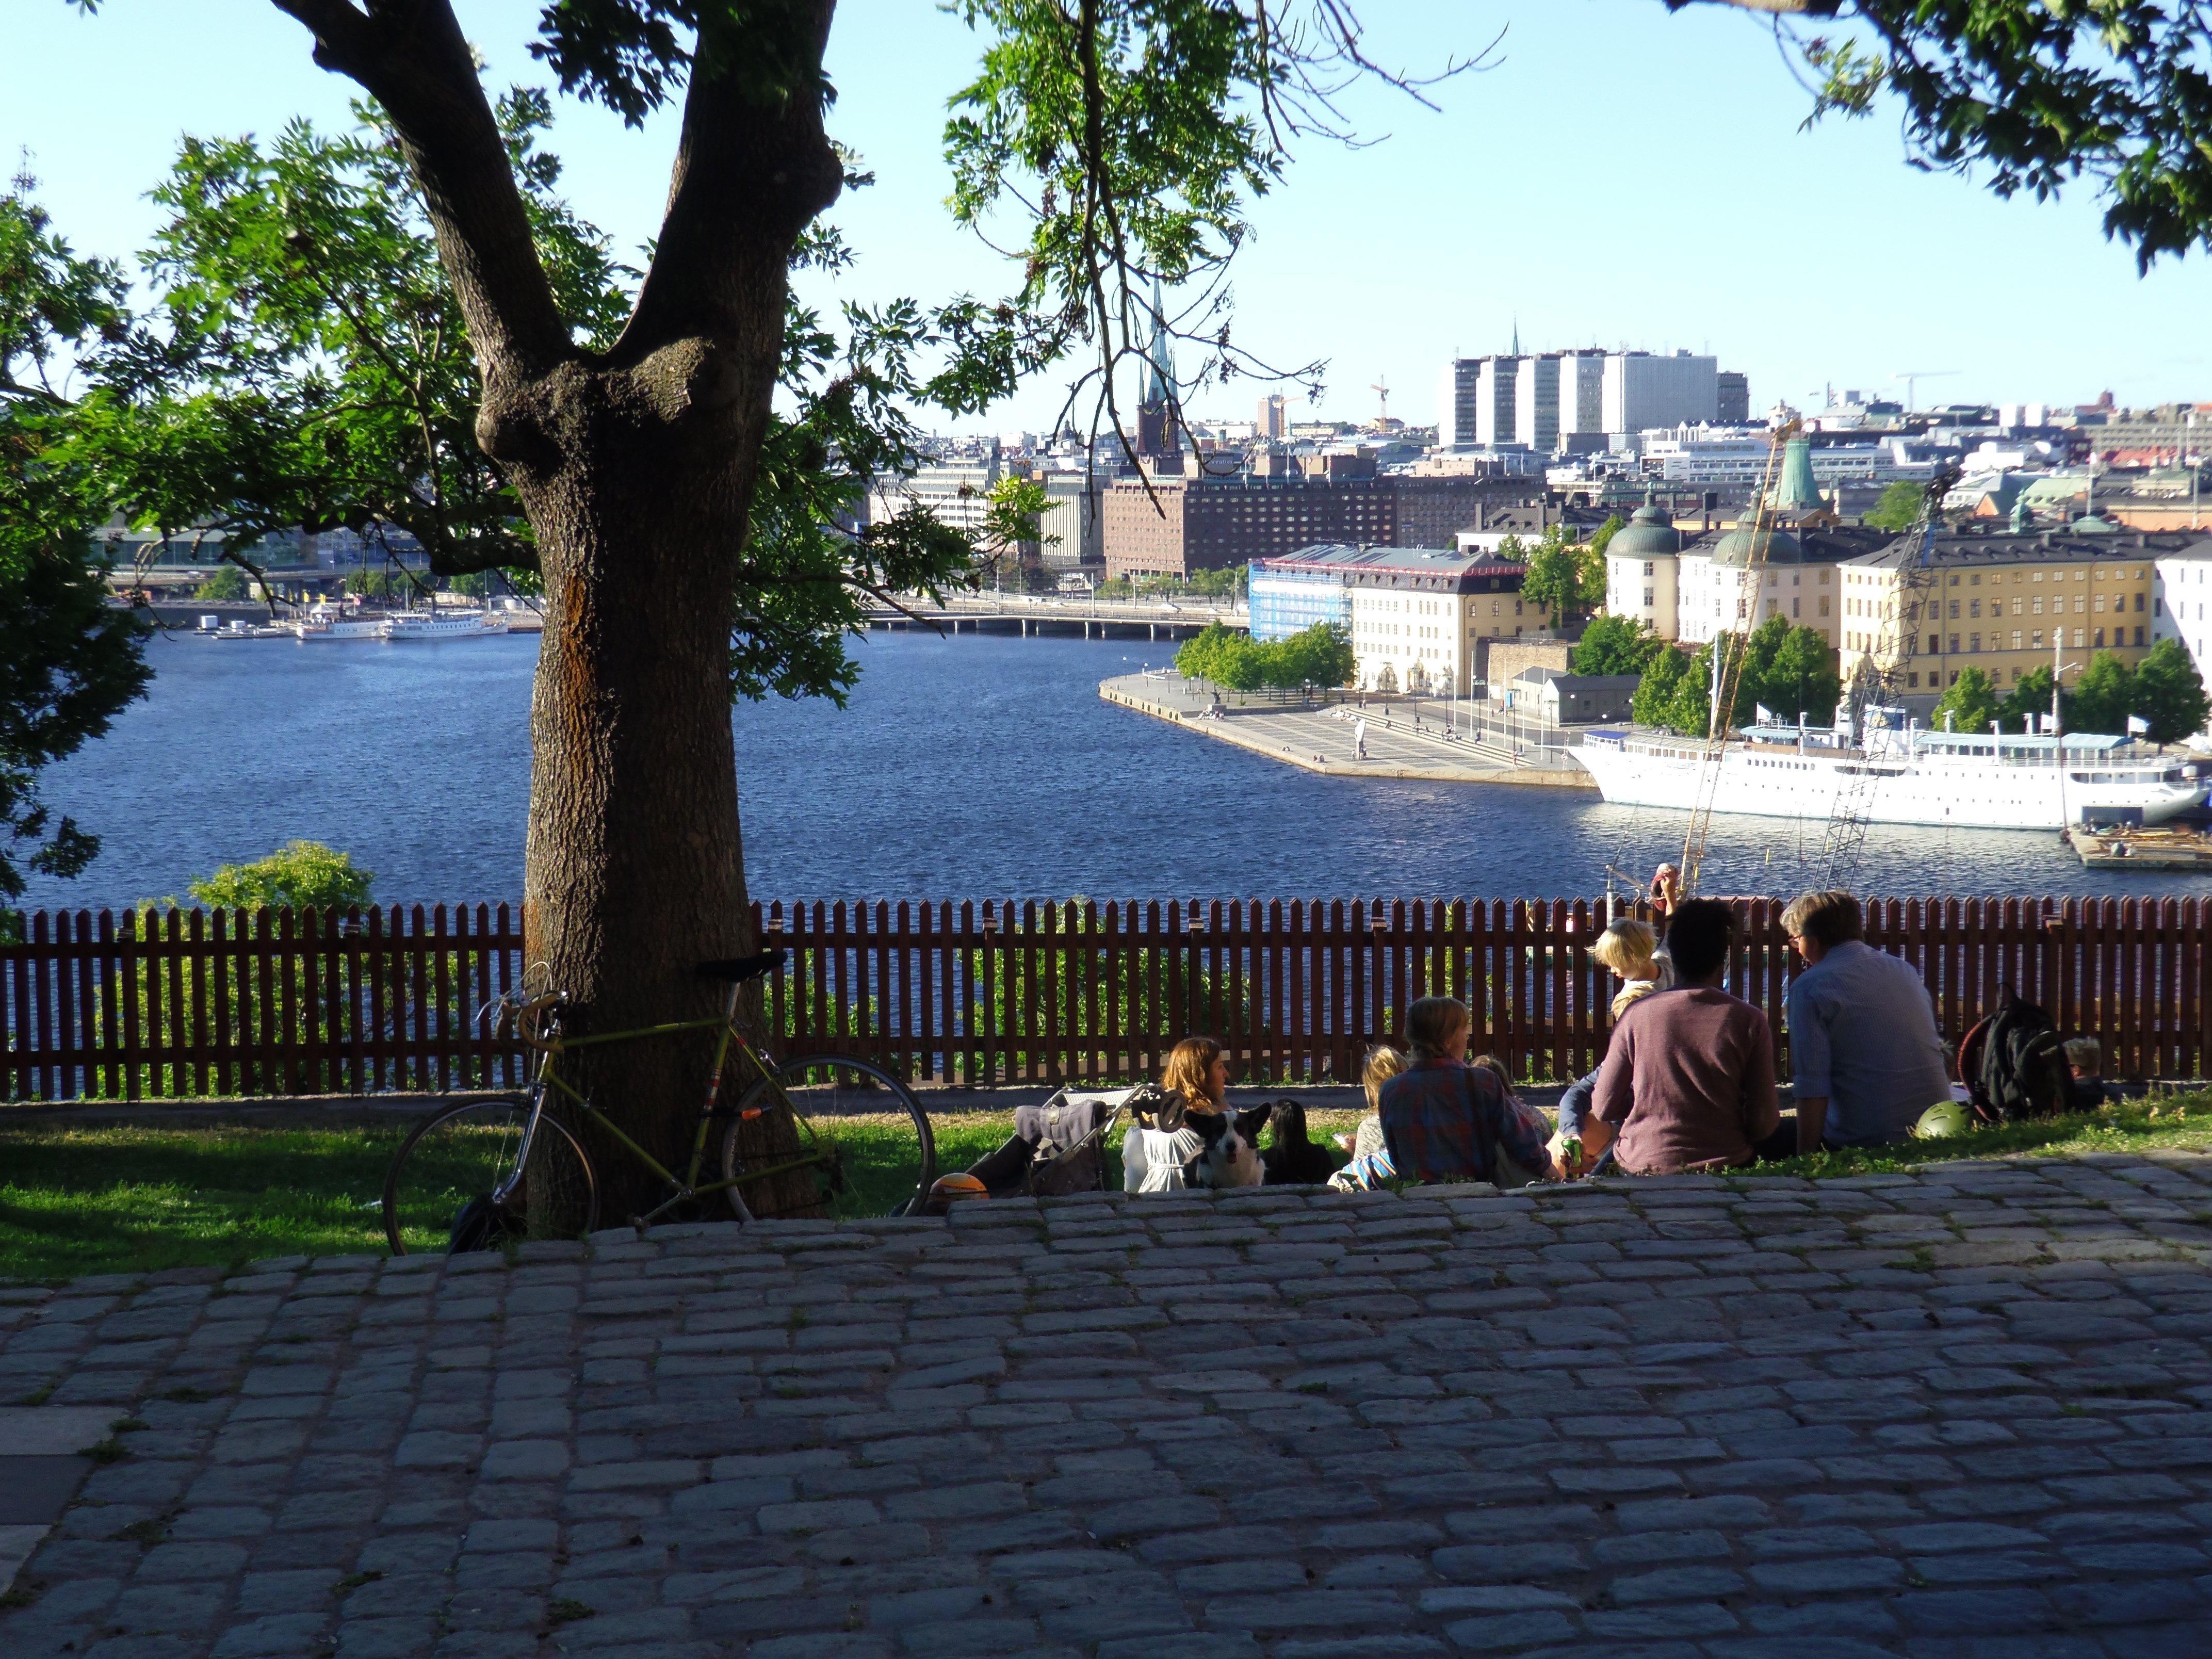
1747, 1093, 2212, 1179
5, 1097, 2206, 1284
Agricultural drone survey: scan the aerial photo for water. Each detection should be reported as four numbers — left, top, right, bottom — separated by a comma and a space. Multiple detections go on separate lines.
20, 630, 2211, 911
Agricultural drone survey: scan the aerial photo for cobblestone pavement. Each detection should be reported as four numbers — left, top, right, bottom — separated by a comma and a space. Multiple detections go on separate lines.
8, 1155, 2212, 1658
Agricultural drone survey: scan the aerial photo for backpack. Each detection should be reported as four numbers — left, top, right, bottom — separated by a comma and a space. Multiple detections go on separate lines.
1972, 989, 2069, 1123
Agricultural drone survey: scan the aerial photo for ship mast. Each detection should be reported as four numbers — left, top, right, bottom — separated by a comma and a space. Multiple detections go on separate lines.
1679, 429, 1790, 897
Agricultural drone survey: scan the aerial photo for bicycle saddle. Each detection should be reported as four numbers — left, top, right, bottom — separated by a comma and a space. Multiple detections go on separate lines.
694, 948, 787, 983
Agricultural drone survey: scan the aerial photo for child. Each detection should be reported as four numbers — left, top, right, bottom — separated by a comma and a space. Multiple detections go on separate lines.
1329, 1044, 1406, 1190
2063, 1036, 2114, 1112
1551, 919, 1666, 1176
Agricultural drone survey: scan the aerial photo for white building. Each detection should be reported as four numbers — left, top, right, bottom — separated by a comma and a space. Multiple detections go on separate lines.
1603, 351, 1719, 438
1602, 494, 1685, 641
1343, 547, 1553, 695
1638, 429, 1937, 489
2152, 545, 2212, 740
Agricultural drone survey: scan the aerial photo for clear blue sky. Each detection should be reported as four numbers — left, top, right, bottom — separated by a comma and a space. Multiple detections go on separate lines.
7, 1, 2206, 431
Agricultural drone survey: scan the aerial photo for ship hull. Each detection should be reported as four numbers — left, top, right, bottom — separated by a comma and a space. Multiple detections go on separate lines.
1573, 739, 2204, 830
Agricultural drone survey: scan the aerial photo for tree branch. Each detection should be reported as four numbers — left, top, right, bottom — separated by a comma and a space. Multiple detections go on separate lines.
1662, 0, 1843, 13
619, 0, 846, 359
268, 0, 573, 373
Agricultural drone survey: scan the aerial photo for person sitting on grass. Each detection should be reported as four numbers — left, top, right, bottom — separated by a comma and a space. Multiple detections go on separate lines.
1552, 918, 1666, 1177
1330, 1043, 1406, 1190
1160, 1035, 1230, 1116
2064, 1036, 2115, 1112
1378, 996, 1557, 1188
1581, 900, 1778, 1175
1780, 889, 1953, 1157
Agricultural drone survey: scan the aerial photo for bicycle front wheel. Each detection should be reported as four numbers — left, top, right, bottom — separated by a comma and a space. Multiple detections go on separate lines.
382, 1095, 599, 1255
719, 1056, 936, 1222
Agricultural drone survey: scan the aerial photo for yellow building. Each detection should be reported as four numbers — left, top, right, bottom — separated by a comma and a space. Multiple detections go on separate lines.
1344, 548, 1554, 696
1836, 526, 2209, 698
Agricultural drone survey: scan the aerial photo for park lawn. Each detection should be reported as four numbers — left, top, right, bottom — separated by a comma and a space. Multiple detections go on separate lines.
4, 1096, 2207, 1283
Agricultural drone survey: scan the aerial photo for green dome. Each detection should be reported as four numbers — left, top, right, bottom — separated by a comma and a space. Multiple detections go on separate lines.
2071, 513, 2117, 534
1606, 490, 1681, 559
1711, 522, 1801, 567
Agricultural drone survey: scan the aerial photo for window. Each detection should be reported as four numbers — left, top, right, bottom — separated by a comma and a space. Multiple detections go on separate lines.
1642, 588, 1654, 606
1820, 570, 1830, 584
2136, 626, 2146, 647
2034, 571, 2043, 582
2075, 596, 2085, 613
2032, 629, 2043, 648
2032, 596, 2043, 615
1792, 598, 1800, 618
1642, 561, 1654, 577
2094, 596, 2106, 614
2094, 628, 2105, 647
1908, 672, 1920, 689
1949, 671, 1960, 686
2011, 630, 2022, 649
1970, 633, 1981, 653
2012, 598, 2023, 616
2135, 592, 2145, 612
1949, 633, 1961, 653
1949, 600, 1961, 620
1970, 573, 1981, 587
1970, 599, 1981, 619
2073, 627, 2086, 647
1928, 635, 1940, 654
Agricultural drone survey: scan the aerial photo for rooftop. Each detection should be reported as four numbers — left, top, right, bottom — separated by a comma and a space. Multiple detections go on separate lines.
1841, 526, 2212, 571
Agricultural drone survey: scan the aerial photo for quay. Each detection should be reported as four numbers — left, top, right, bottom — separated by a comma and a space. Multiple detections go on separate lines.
1101, 670, 1598, 788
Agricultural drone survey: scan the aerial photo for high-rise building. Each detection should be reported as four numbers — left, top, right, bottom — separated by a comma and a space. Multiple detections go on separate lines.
1602, 351, 1719, 437
1515, 355, 1560, 453
1717, 371, 1750, 425
1439, 347, 1721, 456
1258, 393, 1287, 440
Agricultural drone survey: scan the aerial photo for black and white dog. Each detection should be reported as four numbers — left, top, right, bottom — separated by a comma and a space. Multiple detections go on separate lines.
1182, 1104, 1272, 1188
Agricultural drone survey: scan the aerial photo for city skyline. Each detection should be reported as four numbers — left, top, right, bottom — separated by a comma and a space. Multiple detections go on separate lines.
7, 0, 2209, 433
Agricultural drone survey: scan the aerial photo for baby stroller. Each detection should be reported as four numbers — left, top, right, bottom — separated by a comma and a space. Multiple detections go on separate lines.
962, 1085, 1147, 1198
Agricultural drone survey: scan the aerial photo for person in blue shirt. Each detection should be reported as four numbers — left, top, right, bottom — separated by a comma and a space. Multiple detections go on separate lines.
1778, 890, 1955, 1155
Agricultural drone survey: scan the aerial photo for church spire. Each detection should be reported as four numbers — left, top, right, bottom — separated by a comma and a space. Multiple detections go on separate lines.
1141, 276, 1175, 408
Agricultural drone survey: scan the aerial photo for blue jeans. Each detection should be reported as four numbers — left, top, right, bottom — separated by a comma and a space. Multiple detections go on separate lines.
1556, 1068, 1616, 1173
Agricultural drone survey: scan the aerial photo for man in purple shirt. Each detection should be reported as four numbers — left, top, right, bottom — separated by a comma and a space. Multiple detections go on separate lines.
1583, 900, 1779, 1175
1379, 996, 1557, 1185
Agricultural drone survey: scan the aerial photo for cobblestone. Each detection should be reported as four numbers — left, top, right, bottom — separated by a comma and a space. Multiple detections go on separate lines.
8, 1156, 2212, 1654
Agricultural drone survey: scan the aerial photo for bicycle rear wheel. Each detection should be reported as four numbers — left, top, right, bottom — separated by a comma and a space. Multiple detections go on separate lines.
382, 1095, 599, 1255
719, 1055, 935, 1222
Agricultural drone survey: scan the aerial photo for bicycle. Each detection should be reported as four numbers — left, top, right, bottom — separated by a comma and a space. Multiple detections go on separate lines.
379, 948, 937, 1254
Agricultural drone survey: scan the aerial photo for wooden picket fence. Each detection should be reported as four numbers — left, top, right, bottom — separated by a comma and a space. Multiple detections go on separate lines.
4, 896, 2209, 1102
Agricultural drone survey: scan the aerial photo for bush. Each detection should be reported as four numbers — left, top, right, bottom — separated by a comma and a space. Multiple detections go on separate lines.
188, 841, 375, 912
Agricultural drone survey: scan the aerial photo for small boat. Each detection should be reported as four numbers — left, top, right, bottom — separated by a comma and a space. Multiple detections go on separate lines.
380, 610, 509, 640
292, 606, 387, 642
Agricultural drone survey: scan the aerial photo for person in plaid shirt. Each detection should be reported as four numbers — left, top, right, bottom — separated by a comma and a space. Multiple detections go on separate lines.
1378, 996, 1558, 1185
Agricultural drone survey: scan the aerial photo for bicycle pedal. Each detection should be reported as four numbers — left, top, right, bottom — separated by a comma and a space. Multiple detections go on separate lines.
628, 1216, 648, 1238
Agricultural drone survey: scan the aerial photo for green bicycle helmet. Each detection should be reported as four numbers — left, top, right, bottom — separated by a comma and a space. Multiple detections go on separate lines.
1914, 1099, 1974, 1140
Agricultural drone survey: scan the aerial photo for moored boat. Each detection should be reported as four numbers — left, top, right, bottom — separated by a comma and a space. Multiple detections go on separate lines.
1574, 711, 2205, 829
380, 610, 509, 640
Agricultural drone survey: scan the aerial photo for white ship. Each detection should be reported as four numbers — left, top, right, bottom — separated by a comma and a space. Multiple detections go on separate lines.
380, 610, 509, 641
291, 606, 387, 641
1574, 712, 2205, 829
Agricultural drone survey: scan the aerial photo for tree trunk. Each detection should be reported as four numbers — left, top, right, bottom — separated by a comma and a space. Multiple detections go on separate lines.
494, 346, 777, 1227
260, 1, 845, 1224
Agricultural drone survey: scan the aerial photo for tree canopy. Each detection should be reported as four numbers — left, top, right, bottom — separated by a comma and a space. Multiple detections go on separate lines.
1517, 525, 1603, 623
1863, 480, 1924, 532
1177, 621, 1354, 692
1686, 0, 2212, 266
1631, 615, 1840, 737
1571, 614, 1667, 678
1933, 664, 2002, 735
0, 184, 153, 902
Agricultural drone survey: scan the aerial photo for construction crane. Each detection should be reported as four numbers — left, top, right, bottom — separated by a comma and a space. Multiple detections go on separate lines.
1814, 462, 1962, 887
1678, 428, 1793, 898
1370, 376, 1390, 427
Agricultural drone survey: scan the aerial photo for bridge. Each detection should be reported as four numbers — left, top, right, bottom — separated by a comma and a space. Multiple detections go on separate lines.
864, 594, 1247, 642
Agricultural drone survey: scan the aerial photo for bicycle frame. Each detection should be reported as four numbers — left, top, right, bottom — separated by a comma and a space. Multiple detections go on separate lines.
498, 978, 836, 1228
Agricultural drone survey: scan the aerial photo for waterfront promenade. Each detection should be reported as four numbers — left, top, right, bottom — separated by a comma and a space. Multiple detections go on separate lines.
1101, 673, 1597, 789
6, 1161, 2212, 1656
